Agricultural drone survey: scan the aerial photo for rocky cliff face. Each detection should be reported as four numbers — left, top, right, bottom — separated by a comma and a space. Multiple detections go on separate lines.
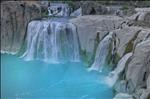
126, 39, 150, 97
1, 1, 41, 54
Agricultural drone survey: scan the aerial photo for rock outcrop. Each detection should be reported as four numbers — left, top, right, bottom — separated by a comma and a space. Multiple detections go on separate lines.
113, 93, 133, 99
113, 26, 141, 58
126, 39, 150, 92
134, 8, 150, 23
113, 29, 150, 98
1, 1, 41, 54
80, 1, 108, 15
127, 7, 150, 27
70, 15, 123, 63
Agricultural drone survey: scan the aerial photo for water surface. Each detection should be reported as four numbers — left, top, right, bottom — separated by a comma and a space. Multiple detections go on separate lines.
1, 54, 113, 99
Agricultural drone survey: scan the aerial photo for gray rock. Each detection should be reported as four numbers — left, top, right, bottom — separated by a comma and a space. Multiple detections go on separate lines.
113, 93, 133, 99
80, 1, 107, 15
1, 1, 41, 54
126, 39, 150, 92
70, 15, 123, 60
128, 8, 150, 24
134, 88, 150, 99
133, 88, 145, 99
113, 26, 141, 57
140, 88, 150, 99
114, 80, 128, 93
134, 28, 150, 45
147, 75, 150, 89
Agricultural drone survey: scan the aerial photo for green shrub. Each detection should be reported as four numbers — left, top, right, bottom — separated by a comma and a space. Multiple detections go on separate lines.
41, 10, 48, 17
121, 5, 129, 10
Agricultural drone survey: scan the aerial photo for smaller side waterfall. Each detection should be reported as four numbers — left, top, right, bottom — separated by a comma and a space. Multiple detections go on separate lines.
105, 52, 133, 87
21, 19, 80, 63
89, 32, 115, 72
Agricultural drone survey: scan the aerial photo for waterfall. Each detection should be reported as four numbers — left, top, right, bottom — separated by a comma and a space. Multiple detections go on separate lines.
105, 52, 133, 87
89, 32, 115, 72
48, 3, 70, 17
21, 19, 80, 63
70, 7, 82, 17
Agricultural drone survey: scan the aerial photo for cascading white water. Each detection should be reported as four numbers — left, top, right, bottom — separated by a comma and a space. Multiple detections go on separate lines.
48, 3, 70, 17
89, 32, 115, 72
105, 52, 133, 87
21, 19, 80, 63
70, 7, 82, 17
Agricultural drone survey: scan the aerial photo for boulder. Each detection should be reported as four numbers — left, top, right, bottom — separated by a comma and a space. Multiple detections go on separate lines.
128, 8, 150, 24
113, 26, 142, 57
134, 28, 150, 45
133, 88, 145, 99
140, 89, 150, 99
113, 93, 133, 99
80, 1, 107, 15
136, 88, 150, 99
1, 1, 41, 54
126, 39, 150, 92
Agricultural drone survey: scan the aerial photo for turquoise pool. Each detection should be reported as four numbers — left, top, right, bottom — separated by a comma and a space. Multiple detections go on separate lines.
1, 54, 113, 99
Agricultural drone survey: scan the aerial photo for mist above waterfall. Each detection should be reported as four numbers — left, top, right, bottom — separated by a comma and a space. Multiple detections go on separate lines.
21, 18, 80, 63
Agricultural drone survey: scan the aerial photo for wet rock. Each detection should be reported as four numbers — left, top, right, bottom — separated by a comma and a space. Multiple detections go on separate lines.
114, 80, 128, 93
113, 93, 133, 99
126, 39, 150, 93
